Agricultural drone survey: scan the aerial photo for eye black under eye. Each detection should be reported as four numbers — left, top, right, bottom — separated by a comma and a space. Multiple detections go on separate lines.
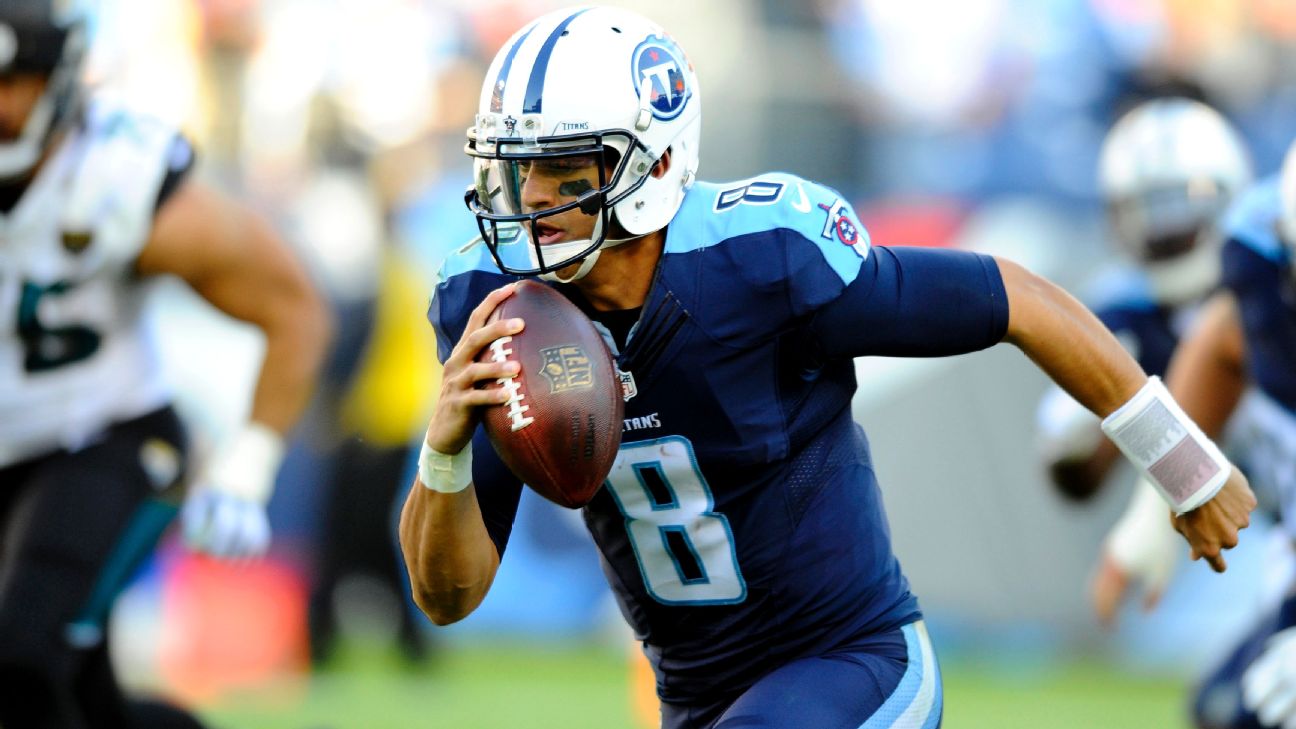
558, 179, 594, 197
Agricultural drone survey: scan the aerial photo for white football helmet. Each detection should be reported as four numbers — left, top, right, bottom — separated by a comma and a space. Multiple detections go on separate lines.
1098, 98, 1253, 305
464, 6, 701, 280
0, 0, 87, 182
1278, 138, 1296, 270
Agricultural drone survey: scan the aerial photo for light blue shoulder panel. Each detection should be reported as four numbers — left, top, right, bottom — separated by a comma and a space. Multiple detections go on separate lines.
667, 173, 871, 286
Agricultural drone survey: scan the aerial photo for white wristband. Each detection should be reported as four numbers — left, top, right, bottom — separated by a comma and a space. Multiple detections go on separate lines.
418, 440, 473, 494
204, 422, 285, 504
1100, 376, 1231, 514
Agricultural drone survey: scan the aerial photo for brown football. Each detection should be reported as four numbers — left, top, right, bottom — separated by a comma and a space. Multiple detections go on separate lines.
477, 280, 624, 508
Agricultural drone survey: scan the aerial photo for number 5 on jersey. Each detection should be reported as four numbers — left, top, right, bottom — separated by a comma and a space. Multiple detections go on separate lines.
604, 437, 746, 605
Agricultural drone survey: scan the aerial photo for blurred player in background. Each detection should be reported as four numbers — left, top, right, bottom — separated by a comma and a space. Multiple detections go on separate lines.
400, 7, 1254, 728
1093, 140, 1296, 729
0, 1, 330, 727
1032, 97, 1255, 620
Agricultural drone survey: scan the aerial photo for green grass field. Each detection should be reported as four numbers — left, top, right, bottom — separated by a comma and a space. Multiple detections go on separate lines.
200, 640, 1191, 729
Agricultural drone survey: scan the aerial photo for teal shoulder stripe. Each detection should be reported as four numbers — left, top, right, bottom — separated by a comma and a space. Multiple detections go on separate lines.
668, 174, 869, 286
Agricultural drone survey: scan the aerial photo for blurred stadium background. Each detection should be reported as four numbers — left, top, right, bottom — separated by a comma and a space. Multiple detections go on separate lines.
76, 0, 1296, 726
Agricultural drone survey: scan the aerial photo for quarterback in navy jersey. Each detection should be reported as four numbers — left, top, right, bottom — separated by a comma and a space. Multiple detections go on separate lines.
400, 7, 1255, 728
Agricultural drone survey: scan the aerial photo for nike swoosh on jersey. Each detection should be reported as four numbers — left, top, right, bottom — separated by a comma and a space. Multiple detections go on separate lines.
791, 182, 811, 213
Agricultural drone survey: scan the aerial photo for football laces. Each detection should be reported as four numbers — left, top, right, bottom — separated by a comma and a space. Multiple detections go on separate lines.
488, 336, 534, 431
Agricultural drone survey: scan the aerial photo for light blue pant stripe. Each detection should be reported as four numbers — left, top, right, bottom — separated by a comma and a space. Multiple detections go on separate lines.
920, 645, 944, 729
860, 621, 942, 728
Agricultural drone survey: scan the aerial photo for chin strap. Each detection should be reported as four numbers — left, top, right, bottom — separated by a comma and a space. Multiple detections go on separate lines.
534, 233, 642, 283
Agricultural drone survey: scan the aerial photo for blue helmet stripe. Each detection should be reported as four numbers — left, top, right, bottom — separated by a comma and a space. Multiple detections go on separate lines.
490, 24, 538, 113
522, 8, 590, 115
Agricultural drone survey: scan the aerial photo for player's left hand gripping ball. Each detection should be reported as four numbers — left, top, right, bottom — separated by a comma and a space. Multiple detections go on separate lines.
477, 280, 624, 508
182, 423, 283, 559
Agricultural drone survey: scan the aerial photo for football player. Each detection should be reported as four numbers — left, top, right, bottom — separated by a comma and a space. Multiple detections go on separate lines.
1031, 98, 1256, 622
0, 1, 330, 727
399, 7, 1254, 728
1124, 140, 1296, 729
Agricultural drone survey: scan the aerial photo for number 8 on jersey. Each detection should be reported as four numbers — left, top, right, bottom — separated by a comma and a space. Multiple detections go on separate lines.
604, 437, 746, 605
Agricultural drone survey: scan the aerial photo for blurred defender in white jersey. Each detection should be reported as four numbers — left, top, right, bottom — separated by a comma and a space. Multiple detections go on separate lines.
0, 2, 330, 727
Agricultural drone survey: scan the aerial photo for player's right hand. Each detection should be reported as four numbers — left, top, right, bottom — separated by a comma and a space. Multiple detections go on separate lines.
425, 283, 524, 456
1243, 627, 1296, 728
1093, 478, 1180, 627
1172, 466, 1255, 573
182, 422, 283, 560
182, 489, 271, 559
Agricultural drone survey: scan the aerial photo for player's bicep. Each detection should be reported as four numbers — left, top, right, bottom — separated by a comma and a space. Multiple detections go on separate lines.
137, 180, 311, 327
809, 245, 1009, 358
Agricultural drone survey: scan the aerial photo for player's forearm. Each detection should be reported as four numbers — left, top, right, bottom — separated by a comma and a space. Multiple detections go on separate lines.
398, 483, 500, 625
997, 257, 1146, 417
245, 295, 331, 433
1160, 293, 1248, 440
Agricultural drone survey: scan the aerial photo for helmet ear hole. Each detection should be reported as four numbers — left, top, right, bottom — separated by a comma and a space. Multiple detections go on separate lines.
650, 149, 672, 179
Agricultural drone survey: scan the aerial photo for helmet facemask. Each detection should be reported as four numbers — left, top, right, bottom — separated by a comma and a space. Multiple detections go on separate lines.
1106, 181, 1232, 306
465, 126, 655, 278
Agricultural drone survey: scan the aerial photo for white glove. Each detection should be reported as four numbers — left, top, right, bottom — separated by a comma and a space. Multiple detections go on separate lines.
1244, 627, 1296, 728
182, 423, 283, 559
1106, 478, 1181, 591
1092, 478, 1181, 625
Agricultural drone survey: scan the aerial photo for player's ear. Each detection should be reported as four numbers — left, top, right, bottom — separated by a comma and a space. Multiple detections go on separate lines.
651, 148, 673, 179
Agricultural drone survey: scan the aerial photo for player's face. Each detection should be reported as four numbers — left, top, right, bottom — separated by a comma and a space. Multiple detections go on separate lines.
518, 153, 609, 245
0, 73, 47, 142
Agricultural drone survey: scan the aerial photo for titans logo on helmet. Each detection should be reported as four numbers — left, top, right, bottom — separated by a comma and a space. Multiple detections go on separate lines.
632, 36, 692, 121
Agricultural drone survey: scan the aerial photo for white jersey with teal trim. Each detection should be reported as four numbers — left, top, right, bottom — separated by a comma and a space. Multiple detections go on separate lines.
0, 103, 180, 467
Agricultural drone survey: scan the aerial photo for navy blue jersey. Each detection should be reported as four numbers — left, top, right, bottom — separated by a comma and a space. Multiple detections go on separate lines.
1220, 176, 1296, 414
429, 172, 1009, 704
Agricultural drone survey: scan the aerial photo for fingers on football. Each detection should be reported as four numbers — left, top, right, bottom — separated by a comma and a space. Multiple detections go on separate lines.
466, 282, 517, 329
462, 317, 525, 362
